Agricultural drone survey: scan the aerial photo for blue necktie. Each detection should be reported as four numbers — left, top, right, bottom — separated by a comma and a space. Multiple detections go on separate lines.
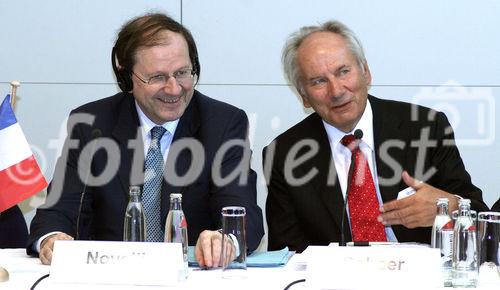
143, 126, 167, 242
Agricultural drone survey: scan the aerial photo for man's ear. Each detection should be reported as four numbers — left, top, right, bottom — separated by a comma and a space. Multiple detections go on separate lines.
300, 93, 312, 108
297, 85, 312, 108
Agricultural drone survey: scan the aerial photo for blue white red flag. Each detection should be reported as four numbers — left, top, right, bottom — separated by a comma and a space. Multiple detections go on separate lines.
0, 94, 48, 212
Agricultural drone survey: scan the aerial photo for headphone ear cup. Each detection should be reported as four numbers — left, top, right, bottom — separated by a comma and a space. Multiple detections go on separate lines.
117, 70, 133, 92
192, 55, 200, 80
111, 47, 132, 92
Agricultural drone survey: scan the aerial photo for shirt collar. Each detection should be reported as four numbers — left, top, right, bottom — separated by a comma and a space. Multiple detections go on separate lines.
322, 98, 374, 151
135, 101, 179, 138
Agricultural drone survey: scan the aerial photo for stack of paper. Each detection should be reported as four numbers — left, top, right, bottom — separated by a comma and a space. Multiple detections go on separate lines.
187, 246, 293, 267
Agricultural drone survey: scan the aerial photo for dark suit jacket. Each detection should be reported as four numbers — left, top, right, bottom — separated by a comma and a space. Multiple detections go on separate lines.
492, 199, 500, 212
28, 90, 264, 254
0, 205, 28, 248
264, 95, 488, 252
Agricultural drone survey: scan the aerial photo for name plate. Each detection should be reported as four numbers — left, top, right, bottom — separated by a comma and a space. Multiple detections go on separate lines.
50, 240, 185, 286
305, 245, 441, 289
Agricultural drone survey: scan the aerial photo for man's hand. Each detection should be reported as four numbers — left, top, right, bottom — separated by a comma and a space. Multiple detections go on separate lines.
378, 171, 459, 228
39, 233, 74, 265
194, 230, 236, 268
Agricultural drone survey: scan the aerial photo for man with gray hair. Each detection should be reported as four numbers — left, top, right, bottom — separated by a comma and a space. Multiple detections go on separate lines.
263, 20, 488, 252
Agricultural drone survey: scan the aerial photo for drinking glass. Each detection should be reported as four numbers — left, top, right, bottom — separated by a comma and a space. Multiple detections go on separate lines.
220, 206, 247, 279
478, 212, 500, 283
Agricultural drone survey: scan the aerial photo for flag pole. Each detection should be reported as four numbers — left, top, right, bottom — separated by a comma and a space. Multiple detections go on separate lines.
1, 81, 20, 216
9, 80, 20, 108
1, 83, 20, 279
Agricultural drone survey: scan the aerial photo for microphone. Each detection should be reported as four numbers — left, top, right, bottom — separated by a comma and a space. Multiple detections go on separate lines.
75, 128, 102, 240
353, 128, 363, 140
340, 129, 363, 246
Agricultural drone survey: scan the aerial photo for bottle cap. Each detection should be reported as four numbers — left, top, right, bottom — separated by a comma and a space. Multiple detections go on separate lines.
459, 198, 471, 206
436, 198, 449, 205
129, 185, 141, 195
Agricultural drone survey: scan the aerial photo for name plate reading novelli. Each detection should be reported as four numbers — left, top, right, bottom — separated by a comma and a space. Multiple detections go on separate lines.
305, 245, 442, 289
50, 240, 185, 286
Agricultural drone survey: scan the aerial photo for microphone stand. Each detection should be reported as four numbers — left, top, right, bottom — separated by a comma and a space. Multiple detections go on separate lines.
75, 129, 101, 240
340, 151, 356, 246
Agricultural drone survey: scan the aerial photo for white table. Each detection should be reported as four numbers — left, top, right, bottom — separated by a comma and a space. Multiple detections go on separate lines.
1, 248, 499, 289
0, 249, 307, 290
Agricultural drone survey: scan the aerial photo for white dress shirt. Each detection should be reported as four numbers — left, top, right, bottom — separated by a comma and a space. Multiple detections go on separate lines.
135, 101, 179, 161
322, 99, 398, 242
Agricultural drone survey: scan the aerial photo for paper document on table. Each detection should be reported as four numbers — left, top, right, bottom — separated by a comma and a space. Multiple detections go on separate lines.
188, 246, 293, 267
246, 247, 294, 267
397, 187, 416, 200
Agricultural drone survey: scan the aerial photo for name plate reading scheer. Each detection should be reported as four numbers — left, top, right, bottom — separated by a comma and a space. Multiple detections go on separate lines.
51, 240, 184, 286
306, 246, 442, 289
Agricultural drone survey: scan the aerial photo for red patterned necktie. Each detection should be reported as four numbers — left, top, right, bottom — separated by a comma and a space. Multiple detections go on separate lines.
341, 134, 387, 242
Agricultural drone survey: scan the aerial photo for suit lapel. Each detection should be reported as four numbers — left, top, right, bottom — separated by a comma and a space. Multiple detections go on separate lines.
111, 94, 143, 196
296, 114, 349, 240
370, 95, 406, 203
161, 92, 201, 223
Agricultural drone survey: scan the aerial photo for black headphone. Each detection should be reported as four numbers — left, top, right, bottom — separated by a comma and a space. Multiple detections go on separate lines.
111, 45, 200, 92
111, 46, 133, 92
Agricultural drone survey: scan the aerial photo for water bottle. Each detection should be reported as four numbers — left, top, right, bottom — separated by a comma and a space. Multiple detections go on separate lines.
123, 186, 146, 241
431, 198, 454, 286
451, 199, 478, 287
165, 193, 188, 278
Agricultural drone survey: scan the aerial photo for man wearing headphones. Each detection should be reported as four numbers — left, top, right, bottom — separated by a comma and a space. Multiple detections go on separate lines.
28, 13, 264, 267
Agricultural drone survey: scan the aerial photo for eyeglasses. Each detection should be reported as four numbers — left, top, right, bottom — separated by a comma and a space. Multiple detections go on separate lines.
132, 68, 195, 87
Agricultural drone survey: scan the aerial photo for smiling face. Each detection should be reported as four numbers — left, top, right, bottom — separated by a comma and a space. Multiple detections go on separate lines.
296, 31, 372, 132
131, 31, 195, 124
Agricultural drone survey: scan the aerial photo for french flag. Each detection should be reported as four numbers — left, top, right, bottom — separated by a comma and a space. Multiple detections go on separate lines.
0, 94, 47, 212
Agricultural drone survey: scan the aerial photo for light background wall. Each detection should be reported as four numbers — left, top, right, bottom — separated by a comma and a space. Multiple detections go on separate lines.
1, 0, 498, 250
